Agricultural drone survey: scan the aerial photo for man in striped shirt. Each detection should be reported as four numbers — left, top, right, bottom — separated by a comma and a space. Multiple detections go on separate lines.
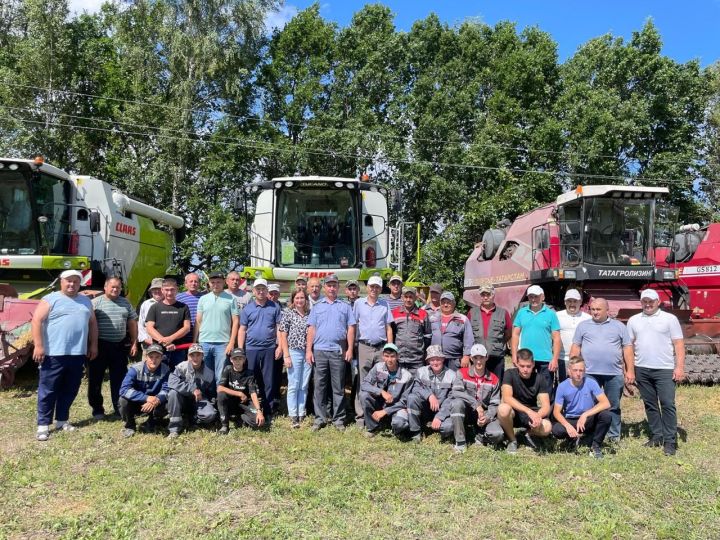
89, 277, 138, 419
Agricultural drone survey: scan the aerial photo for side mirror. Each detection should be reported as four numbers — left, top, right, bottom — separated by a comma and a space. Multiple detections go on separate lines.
89, 210, 101, 233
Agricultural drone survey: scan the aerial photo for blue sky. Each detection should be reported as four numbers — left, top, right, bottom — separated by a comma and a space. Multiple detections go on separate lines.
268, 1, 720, 66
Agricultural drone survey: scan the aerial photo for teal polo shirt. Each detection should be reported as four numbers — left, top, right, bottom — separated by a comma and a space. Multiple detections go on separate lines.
513, 304, 560, 362
197, 291, 239, 343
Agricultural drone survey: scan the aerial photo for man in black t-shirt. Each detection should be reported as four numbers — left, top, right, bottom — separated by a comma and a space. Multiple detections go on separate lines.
217, 348, 265, 434
498, 348, 552, 454
145, 278, 191, 369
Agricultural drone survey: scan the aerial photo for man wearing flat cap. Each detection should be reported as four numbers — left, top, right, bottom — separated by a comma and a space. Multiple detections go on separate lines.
627, 289, 685, 456
167, 343, 217, 438
32, 269, 98, 441
406, 345, 455, 442
431, 291, 473, 371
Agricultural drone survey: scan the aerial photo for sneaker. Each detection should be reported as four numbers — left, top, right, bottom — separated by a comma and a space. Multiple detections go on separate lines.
663, 442, 677, 456
364, 430, 377, 438
122, 428, 135, 438
291, 417, 301, 429
218, 425, 229, 435
506, 440, 518, 454
523, 432, 538, 450
453, 443, 467, 454
643, 438, 663, 448
590, 445, 603, 459
36, 431, 49, 442
58, 422, 76, 432
167, 431, 179, 440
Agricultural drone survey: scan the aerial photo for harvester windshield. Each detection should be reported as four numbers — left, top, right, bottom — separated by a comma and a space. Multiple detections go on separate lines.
275, 187, 358, 268
583, 197, 653, 265
0, 166, 70, 255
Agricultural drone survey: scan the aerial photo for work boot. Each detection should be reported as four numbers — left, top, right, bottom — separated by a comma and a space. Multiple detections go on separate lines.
122, 428, 135, 438
218, 425, 229, 435
506, 440, 518, 454
663, 442, 677, 456
643, 438, 663, 448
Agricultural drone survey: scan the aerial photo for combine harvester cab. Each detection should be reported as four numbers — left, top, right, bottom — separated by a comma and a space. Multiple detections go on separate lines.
243, 176, 412, 289
0, 157, 183, 387
464, 185, 677, 317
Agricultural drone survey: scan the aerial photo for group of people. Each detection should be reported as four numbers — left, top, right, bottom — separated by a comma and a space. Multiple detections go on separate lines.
32, 269, 685, 457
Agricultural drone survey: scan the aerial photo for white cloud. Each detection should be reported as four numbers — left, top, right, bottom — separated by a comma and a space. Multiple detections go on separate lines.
68, 0, 106, 15
265, 4, 299, 32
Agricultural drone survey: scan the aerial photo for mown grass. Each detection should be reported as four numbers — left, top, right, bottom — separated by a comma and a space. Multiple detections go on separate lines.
1, 369, 719, 540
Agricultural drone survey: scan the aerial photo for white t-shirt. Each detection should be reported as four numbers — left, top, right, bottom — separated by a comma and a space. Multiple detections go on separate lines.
557, 309, 592, 362
627, 310, 683, 369
137, 297, 157, 343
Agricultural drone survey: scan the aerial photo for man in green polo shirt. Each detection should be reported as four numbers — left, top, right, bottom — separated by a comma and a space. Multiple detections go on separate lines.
195, 271, 239, 385
511, 285, 561, 394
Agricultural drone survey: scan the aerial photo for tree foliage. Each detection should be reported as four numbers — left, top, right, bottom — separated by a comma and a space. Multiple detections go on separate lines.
0, 3, 716, 293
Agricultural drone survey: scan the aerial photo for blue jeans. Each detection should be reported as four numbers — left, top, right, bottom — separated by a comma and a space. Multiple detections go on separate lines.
37, 355, 85, 426
589, 373, 624, 439
202, 342, 228, 385
286, 348, 312, 417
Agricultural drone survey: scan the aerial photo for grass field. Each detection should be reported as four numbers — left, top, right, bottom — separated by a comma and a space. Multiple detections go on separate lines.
1, 369, 719, 540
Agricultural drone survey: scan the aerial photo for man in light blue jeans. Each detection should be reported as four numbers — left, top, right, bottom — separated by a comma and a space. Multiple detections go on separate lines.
195, 271, 239, 385
570, 297, 634, 443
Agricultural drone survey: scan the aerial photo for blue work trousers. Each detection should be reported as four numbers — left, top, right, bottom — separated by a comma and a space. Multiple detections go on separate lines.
37, 355, 85, 426
247, 347, 276, 416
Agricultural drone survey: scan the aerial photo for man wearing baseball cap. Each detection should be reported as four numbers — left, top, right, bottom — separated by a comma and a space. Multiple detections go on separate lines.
431, 291, 473, 371
511, 285, 561, 394
627, 289, 685, 455
450, 343, 504, 453
118, 344, 170, 437
406, 345, 455, 443
359, 343, 414, 438
307, 273, 356, 431
390, 286, 432, 374
424, 283, 444, 317
384, 275, 404, 311
467, 283, 512, 382
217, 348, 265, 433
351, 275, 393, 426
138, 277, 164, 349
32, 269, 98, 441
166, 343, 217, 438
556, 289, 591, 382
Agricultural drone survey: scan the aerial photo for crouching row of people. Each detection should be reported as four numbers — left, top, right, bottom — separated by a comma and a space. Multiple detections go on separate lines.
118, 343, 265, 438
360, 344, 612, 458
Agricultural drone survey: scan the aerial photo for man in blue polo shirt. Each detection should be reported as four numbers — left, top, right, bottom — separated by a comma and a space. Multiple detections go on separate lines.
307, 274, 356, 432
511, 285, 561, 392
570, 297, 634, 443
238, 278, 281, 418
553, 356, 612, 458
352, 275, 393, 426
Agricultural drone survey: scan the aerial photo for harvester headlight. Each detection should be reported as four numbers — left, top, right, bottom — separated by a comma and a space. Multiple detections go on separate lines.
284, 181, 294, 187
346, 183, 354, 189
0, 163, 5, 169
274, 182, 282, 189
63, 260, 72, 268
563, 270, 577, 279
255, 270, 263, 278
9, 163, 19, 170
662, 269, 676, 280
334, 181, 343, 188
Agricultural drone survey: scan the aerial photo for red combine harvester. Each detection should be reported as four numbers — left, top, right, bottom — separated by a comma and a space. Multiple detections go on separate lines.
463, 185, 720, 383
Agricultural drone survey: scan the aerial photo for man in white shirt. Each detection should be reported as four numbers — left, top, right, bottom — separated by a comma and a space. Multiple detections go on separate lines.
627, 289, 685, 456
556, 289, 591, 381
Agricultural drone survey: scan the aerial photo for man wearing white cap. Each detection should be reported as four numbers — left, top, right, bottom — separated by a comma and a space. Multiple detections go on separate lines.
511, 285, 561, 393
167, 343, 217, 438
627, 289, 685, 456
238, 278, 282, 418
555, 289, 591, 381
384, 275, 404, 311
352, 275, 393, 426
138, 278, 164, 349
32, 269, 98, 441
570, 297, 634, 443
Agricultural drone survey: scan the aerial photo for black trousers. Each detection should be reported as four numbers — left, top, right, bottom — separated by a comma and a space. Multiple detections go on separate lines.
217, 392, 261, 427
552, 410, 611, 447
635, 367, 677, 443
88, 339, 129, 415
118, 397, 167, 430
